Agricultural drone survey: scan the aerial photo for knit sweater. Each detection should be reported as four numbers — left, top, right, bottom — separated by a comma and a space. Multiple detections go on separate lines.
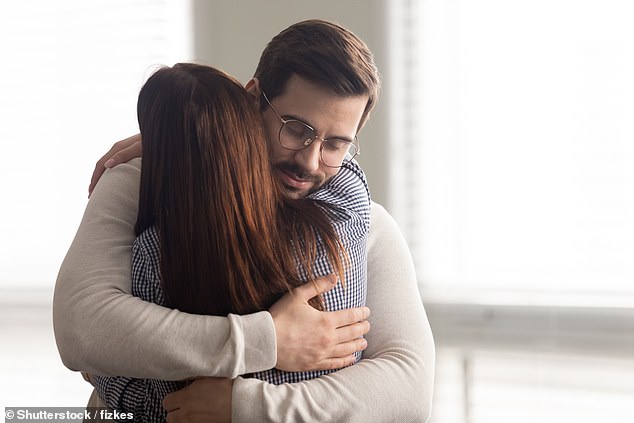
53, 158, 435, 422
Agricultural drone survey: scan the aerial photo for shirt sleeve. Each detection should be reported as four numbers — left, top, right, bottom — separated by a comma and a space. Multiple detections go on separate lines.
231, 202, 435, 423
53, 158, 277, 380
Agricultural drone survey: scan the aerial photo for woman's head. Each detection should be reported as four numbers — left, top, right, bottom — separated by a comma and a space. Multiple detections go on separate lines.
137, 64, 274, 228
136, 64, 344, 315
137, 64, 286, 314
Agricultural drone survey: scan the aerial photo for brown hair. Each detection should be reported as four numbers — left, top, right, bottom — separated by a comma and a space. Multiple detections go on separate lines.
254, 19, 381, 130
135, 63, 344, 315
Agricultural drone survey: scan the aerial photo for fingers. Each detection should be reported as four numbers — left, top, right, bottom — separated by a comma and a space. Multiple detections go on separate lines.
330, 305, 371, 328
310, 314, 369, 371
88, 164, 107, 197
88, 134, 141, 196
165, 410, 185, 423
332, 336, 368, 358
312, 333, 368, 371
271, 279, 372, 373
89, 145, 123, 196
107, 137, 142, 166
315, 354, 359, 371
165, 410, 178, 423
295, 274, 337, 301
162, 389, 181, 414
334, 319, 370, 344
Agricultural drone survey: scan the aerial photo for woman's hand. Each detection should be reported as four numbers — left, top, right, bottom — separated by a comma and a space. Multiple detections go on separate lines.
89, 134, 142, 196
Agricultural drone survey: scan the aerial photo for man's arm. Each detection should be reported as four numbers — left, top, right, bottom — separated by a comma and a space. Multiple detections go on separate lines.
54, 158, 369, 379
56, 158, 274, 379
230, 202, 435, 422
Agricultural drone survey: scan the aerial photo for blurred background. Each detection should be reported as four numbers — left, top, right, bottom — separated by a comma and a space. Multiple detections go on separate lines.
1, 0, 633, 421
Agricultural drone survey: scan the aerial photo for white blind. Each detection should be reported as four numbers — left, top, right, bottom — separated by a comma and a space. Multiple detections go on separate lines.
396, 0, 634, 307
0, 0, 192, 288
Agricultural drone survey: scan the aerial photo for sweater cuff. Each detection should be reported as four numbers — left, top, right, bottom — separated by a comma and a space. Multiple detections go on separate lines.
234, 311, 277, 374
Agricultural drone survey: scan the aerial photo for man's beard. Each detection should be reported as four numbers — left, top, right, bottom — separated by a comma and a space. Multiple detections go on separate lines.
273, 162, 326, 198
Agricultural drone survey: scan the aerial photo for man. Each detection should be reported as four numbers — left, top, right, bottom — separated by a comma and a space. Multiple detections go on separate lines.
54, 20, 434, 422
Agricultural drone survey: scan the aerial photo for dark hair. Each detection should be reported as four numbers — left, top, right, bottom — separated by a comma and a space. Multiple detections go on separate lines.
254, 19, 381, 130
135, 63, 344, 315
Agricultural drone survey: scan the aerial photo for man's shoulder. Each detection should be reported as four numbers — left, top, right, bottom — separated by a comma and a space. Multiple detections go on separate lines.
87, 158, 142, 218
309, 160, 371, 227
368, 201, 404, 249
127, 157, 142, 170
98, 157, 142, 192
369, 201, 390, 228
314, 159, 369, 200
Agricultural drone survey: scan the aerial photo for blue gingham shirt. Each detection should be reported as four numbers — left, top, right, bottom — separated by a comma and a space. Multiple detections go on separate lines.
94, 160, 370, 421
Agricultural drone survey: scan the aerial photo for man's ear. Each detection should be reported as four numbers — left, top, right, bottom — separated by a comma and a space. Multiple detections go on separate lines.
245, 78, 261, 107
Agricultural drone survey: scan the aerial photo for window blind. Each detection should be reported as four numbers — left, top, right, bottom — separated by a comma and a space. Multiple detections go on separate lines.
0, 0, 192, 288
395, 0, 634, 307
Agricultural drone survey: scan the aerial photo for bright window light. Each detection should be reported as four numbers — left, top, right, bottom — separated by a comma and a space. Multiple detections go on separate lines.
0, 0, 192, 290
398, 0, 634, 307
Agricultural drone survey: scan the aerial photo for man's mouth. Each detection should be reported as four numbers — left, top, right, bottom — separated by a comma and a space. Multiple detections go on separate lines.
278, 168, 313, 191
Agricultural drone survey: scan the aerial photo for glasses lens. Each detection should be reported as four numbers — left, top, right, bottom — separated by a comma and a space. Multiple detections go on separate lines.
321, 139, 358, 167
280, 120, 316, 150
279, 120, 358, 168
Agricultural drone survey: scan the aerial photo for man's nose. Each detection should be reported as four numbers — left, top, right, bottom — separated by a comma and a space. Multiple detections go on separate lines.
294, 141, 322, 173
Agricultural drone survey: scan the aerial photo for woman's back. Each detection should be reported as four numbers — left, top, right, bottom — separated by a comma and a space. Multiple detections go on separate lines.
93, 63, 370, 420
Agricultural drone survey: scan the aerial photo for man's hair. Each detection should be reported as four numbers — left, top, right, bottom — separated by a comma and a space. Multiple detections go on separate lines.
135, 63, 345, 315
254, 19, 381, 130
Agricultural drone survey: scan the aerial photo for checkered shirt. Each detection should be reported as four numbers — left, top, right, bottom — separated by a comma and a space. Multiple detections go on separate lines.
94, 160, 370, 421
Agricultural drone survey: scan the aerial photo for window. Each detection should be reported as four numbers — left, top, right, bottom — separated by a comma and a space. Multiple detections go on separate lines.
0, 0, 192, 290
394, 0, 634, 307
391, 1, 634, 421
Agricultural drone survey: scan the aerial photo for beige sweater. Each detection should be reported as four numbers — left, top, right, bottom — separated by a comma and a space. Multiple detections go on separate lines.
53, 158, 435, 422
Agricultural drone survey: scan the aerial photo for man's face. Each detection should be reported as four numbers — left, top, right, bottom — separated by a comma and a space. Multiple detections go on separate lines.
260, 75, 368, 199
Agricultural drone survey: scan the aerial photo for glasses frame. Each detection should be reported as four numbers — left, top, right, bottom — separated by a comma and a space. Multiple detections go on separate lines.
261, 90, 360, 168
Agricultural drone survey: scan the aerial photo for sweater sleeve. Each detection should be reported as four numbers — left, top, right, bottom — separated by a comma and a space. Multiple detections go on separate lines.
232, 202, 435, 423
52, 158, 277, 379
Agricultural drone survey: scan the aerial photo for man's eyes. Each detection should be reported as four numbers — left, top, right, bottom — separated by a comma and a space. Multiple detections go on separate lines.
285, 120, 352, 151
324, 139, 352, 151
286, 122, 314, 139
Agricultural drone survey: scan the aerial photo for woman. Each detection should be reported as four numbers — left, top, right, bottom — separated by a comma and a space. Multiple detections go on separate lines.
92, 63, 370, 420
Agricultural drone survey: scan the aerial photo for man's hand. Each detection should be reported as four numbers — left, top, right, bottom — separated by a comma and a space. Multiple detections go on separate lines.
271, 275, 371, 372
164, 378, 233, 423
81, 371, 95, 386
88, 134, 142, 196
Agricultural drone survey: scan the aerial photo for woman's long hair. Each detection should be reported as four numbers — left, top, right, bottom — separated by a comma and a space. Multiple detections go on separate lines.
135, 63, 345, 315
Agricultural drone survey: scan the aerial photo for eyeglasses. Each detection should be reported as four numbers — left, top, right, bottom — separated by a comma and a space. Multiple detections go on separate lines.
261, 90, 359, 168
